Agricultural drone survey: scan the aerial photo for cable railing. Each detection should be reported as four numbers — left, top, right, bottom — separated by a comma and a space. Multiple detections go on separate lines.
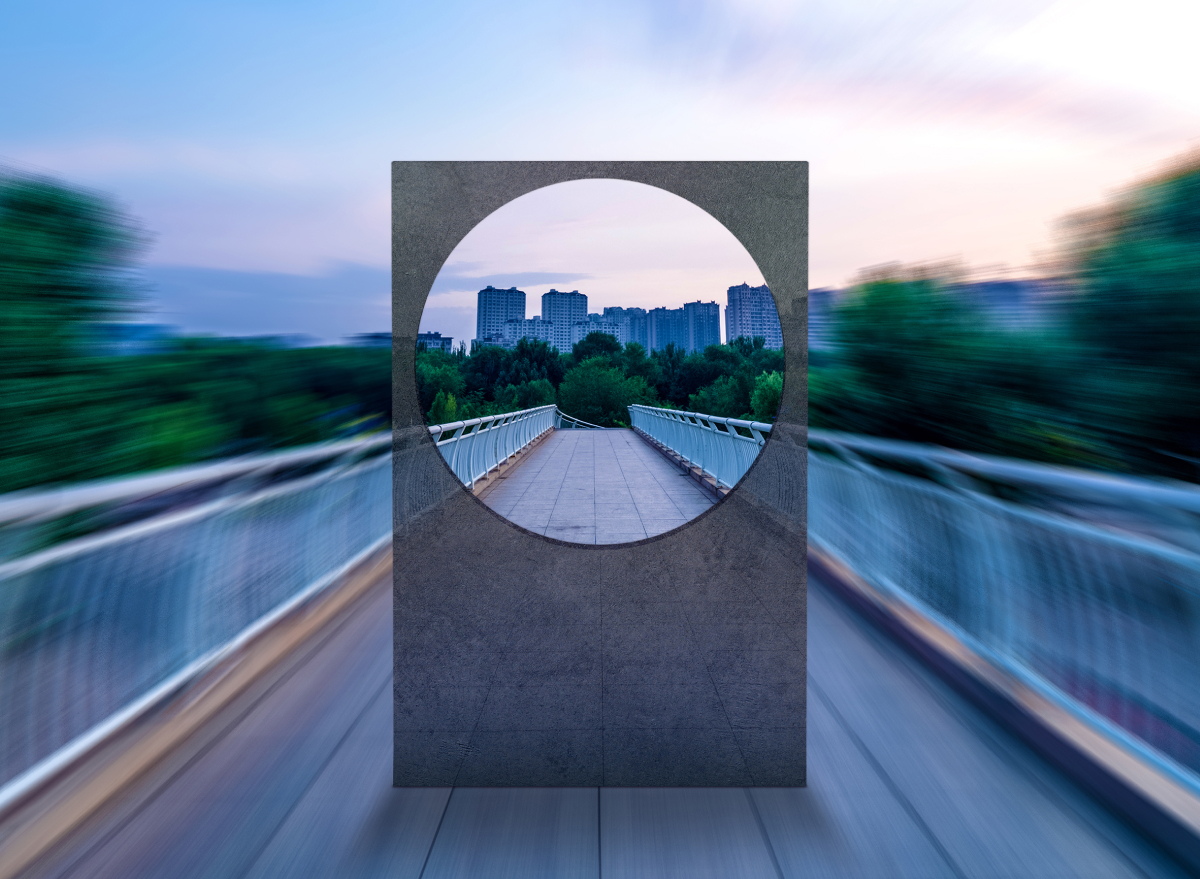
628, 404, 772, 489
0, 442, 392, 802
555, 411, 607, 430
808, 429, 1200, 796
429, 405, 557, 488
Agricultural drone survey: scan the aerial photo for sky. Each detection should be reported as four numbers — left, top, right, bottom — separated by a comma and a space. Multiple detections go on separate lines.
3, 0, 1199, 342
421, 180, 766, 346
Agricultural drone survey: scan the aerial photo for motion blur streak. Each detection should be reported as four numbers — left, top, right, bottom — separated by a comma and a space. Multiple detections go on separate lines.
5, 137, 1200, 874
810, 150, 1200, 485
0, 440, 391, 792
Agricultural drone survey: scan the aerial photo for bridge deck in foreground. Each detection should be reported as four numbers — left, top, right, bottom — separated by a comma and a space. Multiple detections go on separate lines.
26, 565, 1190, 879
481, 429, 715, 544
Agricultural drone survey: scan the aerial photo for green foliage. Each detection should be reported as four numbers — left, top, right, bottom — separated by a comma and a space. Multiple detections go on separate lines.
751, 371, 783, 422
556, 358, 656, 427
689, 375, 744, 418
418, 338, 565, 424
807, 155, 1200, 480
1061, 159, 1200, 474
0, 173, 142, 379
0, 171, 393, 494
429, 390, 457, 424
570, 332, 621, 367
494, 378, 556, 412
416, 348, 466, 418
501, 338, 565, 389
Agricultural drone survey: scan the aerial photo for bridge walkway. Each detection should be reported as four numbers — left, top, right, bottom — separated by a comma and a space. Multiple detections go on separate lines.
480, 429, 714, 544
24, 565, 1189, 878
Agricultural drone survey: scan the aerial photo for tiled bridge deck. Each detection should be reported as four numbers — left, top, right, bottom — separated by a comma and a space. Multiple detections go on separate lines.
481, 429, 715, 544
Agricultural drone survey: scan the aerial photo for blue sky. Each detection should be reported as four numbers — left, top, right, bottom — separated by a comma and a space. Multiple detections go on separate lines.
4, 0, 1198, 342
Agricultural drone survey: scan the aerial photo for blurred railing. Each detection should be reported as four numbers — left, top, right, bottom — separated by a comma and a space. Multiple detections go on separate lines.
429, 405, 556, 488
0, 434, 392, 565
809, 429, 1200, 795
628, 405, 772, 489
0, 440, 391, 797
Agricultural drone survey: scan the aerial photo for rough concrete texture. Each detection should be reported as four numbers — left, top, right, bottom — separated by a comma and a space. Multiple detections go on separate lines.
393, 162, 807, 785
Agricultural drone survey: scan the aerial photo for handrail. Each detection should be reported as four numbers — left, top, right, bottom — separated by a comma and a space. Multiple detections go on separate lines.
627, 404, 771, 489
810, 428, 1200, 554
554, 411, 607, 430
0, 433, 392, 563
0, 446, 391, 794
808, 432, 1200, 798
429, 405, 556, 488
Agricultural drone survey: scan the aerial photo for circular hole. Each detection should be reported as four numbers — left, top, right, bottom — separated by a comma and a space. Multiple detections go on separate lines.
417, 179, 783, 544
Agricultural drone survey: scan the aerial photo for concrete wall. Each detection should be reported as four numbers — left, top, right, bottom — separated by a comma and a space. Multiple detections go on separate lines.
392, 162, 808, 785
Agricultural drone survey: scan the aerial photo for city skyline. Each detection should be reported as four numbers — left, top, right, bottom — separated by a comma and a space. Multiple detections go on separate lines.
420, 179, 767, 349
441, 280, 774, 356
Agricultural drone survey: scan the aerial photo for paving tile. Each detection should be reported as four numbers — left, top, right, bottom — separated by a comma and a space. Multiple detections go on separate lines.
480, 428, 719, 549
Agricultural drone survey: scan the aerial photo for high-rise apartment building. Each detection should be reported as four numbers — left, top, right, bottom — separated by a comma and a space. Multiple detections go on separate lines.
725, 283, 783, 349
541, 289, 588, 353
502, 316, 554, 348
571, 313, 622, 348
683, 301, 721, 353
647, 307, 689, 353
475, 286, 526, 344
602, 306, 648, 349
416, 332, 454, 353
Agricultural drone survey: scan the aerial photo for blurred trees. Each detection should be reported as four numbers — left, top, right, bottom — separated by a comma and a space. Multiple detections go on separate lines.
1, 175, 142, 378
0, 171, 391, 495
557, 358, 655, 427
807, 149, 1200, 481
1061, 154, 1200, 474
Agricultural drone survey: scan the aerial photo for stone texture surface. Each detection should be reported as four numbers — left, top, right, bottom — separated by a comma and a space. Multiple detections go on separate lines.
393, 162, 807, 785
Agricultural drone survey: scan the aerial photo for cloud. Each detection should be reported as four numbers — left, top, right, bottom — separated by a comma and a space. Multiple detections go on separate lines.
427, 266, 594, 297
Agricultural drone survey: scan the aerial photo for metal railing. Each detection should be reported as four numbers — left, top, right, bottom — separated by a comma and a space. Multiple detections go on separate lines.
0, 433, 392, 565
628, 405, 772, 489
809, 429, 1200, 794
429, 405, 557, 488
0, 442, 392, 798
555, 411, 606, 430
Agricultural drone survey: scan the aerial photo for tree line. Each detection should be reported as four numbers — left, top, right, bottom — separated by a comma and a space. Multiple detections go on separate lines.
0, 173, 390, 495
417, 332, 785, 428
9, 144, 1200, 494
811, 149, 1200, 483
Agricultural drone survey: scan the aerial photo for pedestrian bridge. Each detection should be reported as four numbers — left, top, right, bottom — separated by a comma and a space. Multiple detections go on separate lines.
479, 429, 715, 543
1, 411, 1199, 877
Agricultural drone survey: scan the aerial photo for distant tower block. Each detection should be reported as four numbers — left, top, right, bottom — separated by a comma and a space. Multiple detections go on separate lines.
476, 286, 526, 344
726, 283, 783, 349
541, 289, 587, 353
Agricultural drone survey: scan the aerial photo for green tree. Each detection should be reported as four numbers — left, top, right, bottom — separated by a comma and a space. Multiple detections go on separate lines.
557, 357, 656, 427
416, 349, 466, 418
498, 337, 565, 389
570, 331, 621, 367
0, 173, 142, 379
689, 375, 744, 418
429, 390, 458, 424
751, 371, 783, 422
1061, 154, 1200, 475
